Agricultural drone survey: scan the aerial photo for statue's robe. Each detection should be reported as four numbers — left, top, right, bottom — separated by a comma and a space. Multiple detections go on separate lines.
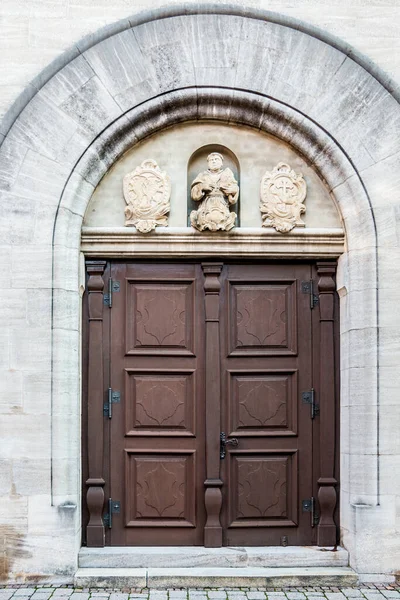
190, 168, 239, 231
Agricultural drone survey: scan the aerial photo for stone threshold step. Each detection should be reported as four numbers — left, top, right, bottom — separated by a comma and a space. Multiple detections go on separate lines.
74, 567, 358, 588
79, 546, 349, 569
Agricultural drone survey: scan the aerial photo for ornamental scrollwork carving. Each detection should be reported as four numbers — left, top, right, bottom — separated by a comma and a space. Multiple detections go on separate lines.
260, 162, 307, 233
190, 152, 239, 232
123, 159, 171, 233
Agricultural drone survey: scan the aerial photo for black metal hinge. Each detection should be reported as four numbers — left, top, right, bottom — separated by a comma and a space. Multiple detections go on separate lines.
301, 280, 319, 309
103, 388, 121, 418
103, 498, 121, 529
103, 279, 120, 308
302, 388, 319, 419
302, 497, 319, 527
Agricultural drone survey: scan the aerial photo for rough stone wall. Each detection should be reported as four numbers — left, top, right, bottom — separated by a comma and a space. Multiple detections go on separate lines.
1, 0, 400, 121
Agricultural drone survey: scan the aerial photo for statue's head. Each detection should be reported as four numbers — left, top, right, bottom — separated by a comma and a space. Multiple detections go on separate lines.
207, 152, 223, 172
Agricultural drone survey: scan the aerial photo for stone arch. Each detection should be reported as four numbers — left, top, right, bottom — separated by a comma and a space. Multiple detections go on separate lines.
1, 5, 398, 578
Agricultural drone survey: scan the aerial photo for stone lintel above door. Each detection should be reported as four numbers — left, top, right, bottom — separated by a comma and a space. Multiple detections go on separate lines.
81, 227, 344, 259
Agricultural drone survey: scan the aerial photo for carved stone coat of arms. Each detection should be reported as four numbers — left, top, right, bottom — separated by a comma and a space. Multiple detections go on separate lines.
123, 159, 171, 233
260, 162, 307, 233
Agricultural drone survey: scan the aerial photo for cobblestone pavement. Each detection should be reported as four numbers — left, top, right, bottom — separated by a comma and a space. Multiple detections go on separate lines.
0, 585, 399, 600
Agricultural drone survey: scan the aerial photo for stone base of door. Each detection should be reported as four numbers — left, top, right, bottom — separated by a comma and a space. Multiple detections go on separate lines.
79, 546, 349, 569
76, 546, 357, 587
74, 566, 358, 589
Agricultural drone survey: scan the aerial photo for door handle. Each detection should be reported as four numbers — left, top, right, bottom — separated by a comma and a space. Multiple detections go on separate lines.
220, 432, 239, 459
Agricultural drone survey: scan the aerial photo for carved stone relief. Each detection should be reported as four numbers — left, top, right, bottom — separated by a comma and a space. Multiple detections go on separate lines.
190, 152, 239, 232
123, 159, 171, 233
260, 162, 307, 233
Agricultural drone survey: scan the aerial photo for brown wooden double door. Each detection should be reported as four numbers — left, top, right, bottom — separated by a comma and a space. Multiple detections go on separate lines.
86, 260, 338, 547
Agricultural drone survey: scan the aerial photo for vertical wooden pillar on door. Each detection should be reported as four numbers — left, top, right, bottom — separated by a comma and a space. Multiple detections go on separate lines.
317, 261, 338, 546
85, 261, 106, 547
202, 263, 223, 548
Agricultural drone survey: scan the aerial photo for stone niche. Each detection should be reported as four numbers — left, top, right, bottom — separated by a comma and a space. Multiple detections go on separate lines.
188, 144, 240, 228
83, 121, 341, 229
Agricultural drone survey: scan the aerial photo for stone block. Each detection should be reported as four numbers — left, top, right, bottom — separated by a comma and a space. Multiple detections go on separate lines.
87, 114, 137, 176
0, 191, 36, 246
378, 404, 400, 454
9, 532, 78, 578
58, 173, 94, 219
53, 245, 80, 292
21, 370, 51, 415
51, 459, 80, 498
53, 208, 83, 250
40, 55, 94, 108
58, 76, 121, 138
25, 289, 51, 328
0, 138, 28, 192
341, 366, 378, 408
11, 245, 52, 289
0, 369, 23, 414
7, 92, 79, 161
10, 149, 69, 207
0, 288, 27, 326
12, 459, 50, 496
194, 67, 237, 88
341, 288, 377, 333
0, 495, 28, 529
52, 289, 80, 331
28, 495, 76, 536
311, 57, 387, 140
190, 15, 242, 69
342, 454, 379, 497
344, 209, 377, 251
73, 568, 147, 588
10, 327, 51, 372
0, 328, 10, 369
83, 27, 157, 98
146, 566, 358, 588
379, 326, 400, 367
357, 92, 400, 164
346, 248, 377, 292
113, 78, 160, 112
348, 405, 378, 456
0, 460, 12, 495
341, 327, 378, 369
0, 414, 50, 460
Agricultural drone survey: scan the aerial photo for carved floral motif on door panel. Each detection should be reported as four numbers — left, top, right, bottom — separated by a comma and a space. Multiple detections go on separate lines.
230, 455, 296, 526
125, 371, 195, 435
126, 282, 194, 355
229, 283, 296, 355
125, 453, 195, 527
229, 372, 298, 435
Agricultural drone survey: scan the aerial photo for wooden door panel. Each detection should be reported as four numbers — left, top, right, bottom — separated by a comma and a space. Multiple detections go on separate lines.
221, 263, 313, 546
229, 280, 297, 356
110, 262, 205, 546
228, 451, 298, 527
125, 451, 196, 527
125, 369, 195, 436
228, 370, 298, 436
126, 279, 195, 355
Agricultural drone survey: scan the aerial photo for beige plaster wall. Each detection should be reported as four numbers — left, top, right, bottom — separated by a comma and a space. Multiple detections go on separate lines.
1, 0, 400, 122
84, 121, 341, 229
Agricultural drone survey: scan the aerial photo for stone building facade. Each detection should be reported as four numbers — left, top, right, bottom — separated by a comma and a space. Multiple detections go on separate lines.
0, 0, 399, 586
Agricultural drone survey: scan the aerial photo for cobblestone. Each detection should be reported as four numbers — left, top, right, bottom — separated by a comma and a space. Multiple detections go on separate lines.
0, 586, 400, 600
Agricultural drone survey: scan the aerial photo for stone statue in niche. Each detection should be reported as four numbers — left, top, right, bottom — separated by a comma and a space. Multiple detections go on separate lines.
123, 159, 171, 233
190, 152, 239, 232
260, 162, 307, 233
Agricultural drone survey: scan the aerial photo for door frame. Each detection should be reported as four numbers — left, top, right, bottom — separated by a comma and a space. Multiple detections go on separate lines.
82, 257, 340, 548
